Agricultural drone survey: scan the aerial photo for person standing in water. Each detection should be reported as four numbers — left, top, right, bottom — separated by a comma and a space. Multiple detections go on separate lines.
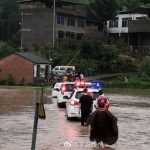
88, 102, 118, 148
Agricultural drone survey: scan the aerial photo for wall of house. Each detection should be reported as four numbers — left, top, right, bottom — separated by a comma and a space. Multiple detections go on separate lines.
128, 20, 150, 33
19, 2, 102, 49
55, 14, 86, 35
0, 54, 34, 84
20, 8, 54, 49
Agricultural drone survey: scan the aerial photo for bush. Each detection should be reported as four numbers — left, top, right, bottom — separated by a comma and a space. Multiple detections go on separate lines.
138, 57, 150, 77
6, 74, 15, 85
102, 80, 150, 89
0, 79, 6, 85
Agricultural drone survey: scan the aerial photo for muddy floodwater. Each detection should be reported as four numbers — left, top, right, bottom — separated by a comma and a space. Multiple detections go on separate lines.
0, 88, 150, 150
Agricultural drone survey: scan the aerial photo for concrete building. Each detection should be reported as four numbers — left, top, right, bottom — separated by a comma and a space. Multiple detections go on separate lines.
0, 52, 49, 84
17, 0, 103, 50
106, 7, 150, 55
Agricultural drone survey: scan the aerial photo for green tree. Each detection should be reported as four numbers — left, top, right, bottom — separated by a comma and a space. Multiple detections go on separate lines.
86, 0, 118, 21
0, 41, 16, 58
116, 0, 142, 10
138, 57, 150, 77
0, 0, 20, 41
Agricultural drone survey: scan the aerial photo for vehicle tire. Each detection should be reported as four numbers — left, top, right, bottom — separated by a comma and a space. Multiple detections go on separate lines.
57, 102, 61, 108
67, 114, 71, 120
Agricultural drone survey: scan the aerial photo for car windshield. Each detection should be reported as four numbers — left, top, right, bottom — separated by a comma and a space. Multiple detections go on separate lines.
75, 91, 99, 100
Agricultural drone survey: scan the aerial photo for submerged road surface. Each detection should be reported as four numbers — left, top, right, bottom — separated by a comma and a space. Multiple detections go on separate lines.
0, 88, 150, 150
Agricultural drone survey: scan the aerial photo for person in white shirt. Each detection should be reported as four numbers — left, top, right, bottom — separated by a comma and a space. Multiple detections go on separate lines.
94, 89, 109, 109
80, 72, 84, 80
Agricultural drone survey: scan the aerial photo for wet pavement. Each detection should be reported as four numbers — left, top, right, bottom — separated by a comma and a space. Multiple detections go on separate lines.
0, 88, 150, 150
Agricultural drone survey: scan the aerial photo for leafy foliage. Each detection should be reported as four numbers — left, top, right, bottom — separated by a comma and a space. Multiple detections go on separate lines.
6, 74, 15, 85
0, 0, 20, 41
86, 0, 118, 21
138, 57, 150, 77
51, 37, 134, 74
0, 41, 16, 58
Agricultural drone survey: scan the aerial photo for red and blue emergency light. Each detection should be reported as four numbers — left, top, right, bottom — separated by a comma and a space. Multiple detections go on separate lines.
91, 81, 101, 89
75, 80, 86, 88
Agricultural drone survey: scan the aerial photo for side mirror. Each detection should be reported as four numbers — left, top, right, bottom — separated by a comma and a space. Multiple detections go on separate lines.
63, 96, 69, 99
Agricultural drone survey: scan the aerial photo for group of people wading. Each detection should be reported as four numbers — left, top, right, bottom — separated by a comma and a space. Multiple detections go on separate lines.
78, 88, 118, 148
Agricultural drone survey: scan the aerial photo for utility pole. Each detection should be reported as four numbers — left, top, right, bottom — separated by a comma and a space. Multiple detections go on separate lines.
53, 0, 56, 48
47, 44, 51, 86
21, 12, 23, 52
47, 0, 55, 86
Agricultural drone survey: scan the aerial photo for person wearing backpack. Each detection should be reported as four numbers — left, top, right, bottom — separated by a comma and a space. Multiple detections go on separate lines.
94, 89, 109, 110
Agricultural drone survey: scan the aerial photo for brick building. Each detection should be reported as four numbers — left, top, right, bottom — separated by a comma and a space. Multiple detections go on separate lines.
17, 0, 103, 50
0, 52, 49, 84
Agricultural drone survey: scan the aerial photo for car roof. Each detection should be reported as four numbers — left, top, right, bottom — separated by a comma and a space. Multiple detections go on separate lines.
61, 82, 75, 84
55, 82, 63, 85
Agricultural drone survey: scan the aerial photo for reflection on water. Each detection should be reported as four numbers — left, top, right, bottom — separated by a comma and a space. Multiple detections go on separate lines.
0, 88, 150, 150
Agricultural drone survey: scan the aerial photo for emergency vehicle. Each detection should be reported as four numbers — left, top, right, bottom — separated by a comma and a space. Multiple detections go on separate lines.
65, 80, 101, 120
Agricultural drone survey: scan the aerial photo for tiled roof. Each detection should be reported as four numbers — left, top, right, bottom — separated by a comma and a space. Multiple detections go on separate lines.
15, 52, 49, 64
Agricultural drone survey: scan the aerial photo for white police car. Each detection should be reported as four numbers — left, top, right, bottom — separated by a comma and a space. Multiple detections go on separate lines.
65, 81, 101, 120
56, 80, 92, 108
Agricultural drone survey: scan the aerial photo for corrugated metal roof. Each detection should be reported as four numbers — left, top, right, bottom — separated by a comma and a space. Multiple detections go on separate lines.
15, 52, 49, 64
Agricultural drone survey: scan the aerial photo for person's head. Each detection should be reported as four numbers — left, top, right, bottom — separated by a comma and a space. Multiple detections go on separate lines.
83, 88, 88, 94
99, 89, 103, 95
98, 102, 104, 108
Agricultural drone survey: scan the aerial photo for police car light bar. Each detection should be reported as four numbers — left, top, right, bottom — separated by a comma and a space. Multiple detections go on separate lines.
75, 80, 86, 88
91, 81, 101, 88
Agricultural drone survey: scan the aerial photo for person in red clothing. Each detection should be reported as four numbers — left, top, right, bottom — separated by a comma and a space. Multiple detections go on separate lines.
94, 89, 109, 110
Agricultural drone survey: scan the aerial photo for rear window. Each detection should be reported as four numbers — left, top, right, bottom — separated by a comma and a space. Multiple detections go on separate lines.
75, 91, 99, 100
64, 84, 74, 92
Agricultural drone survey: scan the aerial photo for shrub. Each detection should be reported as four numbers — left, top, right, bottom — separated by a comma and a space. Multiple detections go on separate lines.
138, 57, 150, 77
6, 74, 15, 85
0, 79, 6, 85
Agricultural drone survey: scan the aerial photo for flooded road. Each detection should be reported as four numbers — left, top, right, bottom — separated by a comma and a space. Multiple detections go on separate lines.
0, 88, 150, 150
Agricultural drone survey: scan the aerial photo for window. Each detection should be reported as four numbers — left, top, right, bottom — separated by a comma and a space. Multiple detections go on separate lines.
122, 18, 132, 27
54, 67, 59, 70
109, 20, 118, 28
75, 91, 99, 100
68, 18, 75, 26
57, 16, 64, 25
37, 65, 40, 77
60, 67, 66, 70
70, 90, 75, 98
65, 84, 75, 92
78, 20, 84, 27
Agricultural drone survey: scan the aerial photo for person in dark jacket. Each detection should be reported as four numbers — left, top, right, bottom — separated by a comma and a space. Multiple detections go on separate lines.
87, 102, 118, 148
79, 88, 93, 126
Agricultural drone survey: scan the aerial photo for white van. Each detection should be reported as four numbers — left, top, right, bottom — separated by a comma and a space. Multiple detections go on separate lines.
52, 66, 75, 74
